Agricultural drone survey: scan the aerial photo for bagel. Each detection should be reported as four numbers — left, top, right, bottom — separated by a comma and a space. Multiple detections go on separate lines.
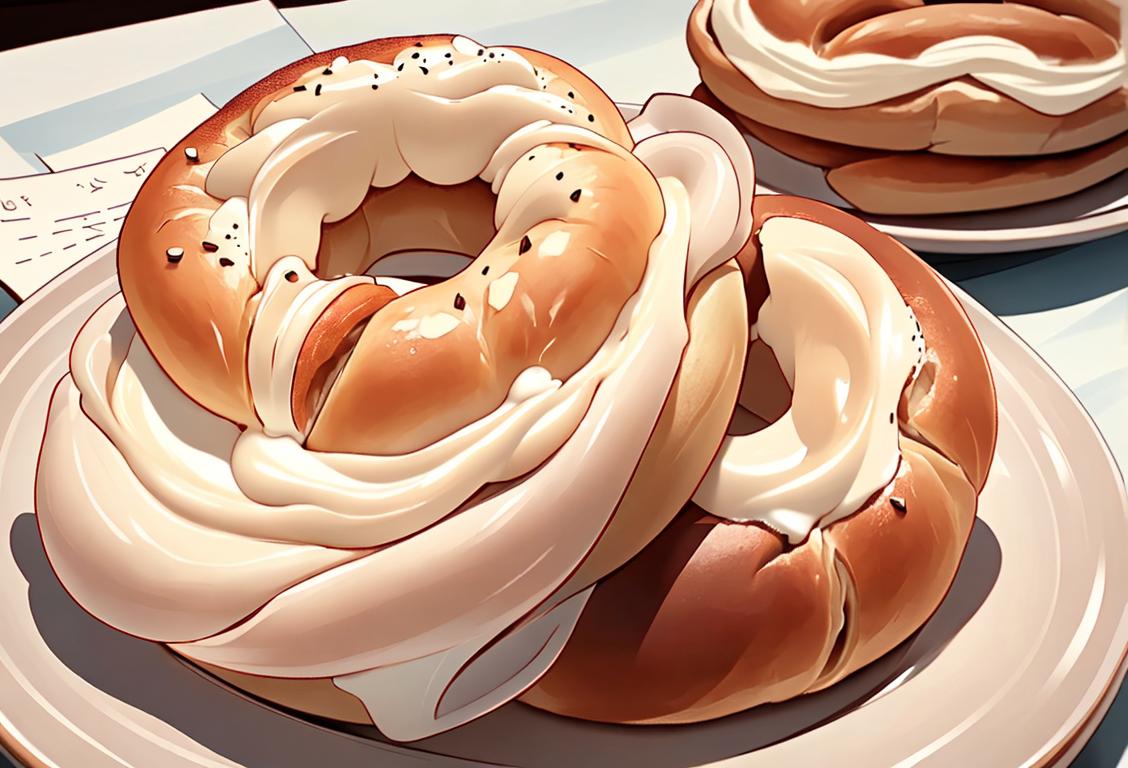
688, 0, 1128, 214
36, 35, 995, 743
523, 195, 997, 722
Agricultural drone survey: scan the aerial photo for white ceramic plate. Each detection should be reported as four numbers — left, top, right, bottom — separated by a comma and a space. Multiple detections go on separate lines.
1, 244, 1126, 768
739, 117, 1128, 256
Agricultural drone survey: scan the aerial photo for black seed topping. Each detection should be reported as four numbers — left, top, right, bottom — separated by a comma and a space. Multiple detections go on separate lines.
477, 48, 484, 55
445, 52, 452, 58
453, 293, 465, 311
293, 84, 307, 92
219, 257, 235, 267
165, 247, 184, 263
519, 235, 532, 254
889, 412, 895, 424
414, 41, 422, 47
420, 66, 429, 75
323, 67, 332, 75
232, 223, 238, 229
314, 84, 322, 96
570, 189, 582, 202
412, 52, 420, 59
488, 52, 495, 58
890, 496, 907, 513
371, 83, 380, 90
202, 241, 219, 252
567, 91, 574, 98
587, 114, 595, 122
397, 63, 404, 71
225, 234, 232, 240
528, 154, 535, 161
482, 265, 490, 275
555, 171, 564, 181
449, 61, 453, 66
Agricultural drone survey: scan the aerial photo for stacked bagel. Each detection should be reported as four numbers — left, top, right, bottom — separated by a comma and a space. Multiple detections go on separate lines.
35, 35, 996, 741
689, 0, 1128, 214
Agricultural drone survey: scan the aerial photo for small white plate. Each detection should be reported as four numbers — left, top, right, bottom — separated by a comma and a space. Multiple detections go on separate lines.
621, 101, 1128, 255
0, 243, 1126, 767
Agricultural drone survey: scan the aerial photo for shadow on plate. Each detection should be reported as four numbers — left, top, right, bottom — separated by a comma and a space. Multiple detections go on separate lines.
11, 511, 1001, 767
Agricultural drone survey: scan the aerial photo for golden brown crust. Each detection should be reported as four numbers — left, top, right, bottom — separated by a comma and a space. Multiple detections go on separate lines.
308, 146, 665, 454
687, 0, 1128, 162
119, 35, 644, 442
520, 196, 996, 723
695, 84, 1128, 215
824, 134, 1128, 214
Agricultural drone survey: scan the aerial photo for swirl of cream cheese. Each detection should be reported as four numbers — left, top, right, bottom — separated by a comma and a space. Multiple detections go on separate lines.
709, 0, 1127, 115
693, 215, 925, 544
34, 39, 922, 741
36, 57, 757, 738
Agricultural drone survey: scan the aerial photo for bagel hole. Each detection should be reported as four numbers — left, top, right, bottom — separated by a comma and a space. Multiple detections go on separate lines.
363, 249, 475, 288
313, 177, 495, 286
729, 339, 793, 436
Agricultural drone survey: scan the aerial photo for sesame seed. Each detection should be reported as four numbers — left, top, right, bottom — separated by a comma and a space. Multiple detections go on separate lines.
412, 52, 420, 59
555, 171, 564, 180
165, 247, 184, 263
202, 241, 219, 252
322, 68, 332, 75
453, 293, 466, 310
519, 235, 532, 254
314, 84, 322, 96
570, 189, 582, 202
420, 66, 429, 75
293, 85, 307, 92
372, 84, 379, 90
482, 265, 490, 275
184, 147, 199, 161
587, 114, 595, 122
219, 257, 235, 267
890, 496, 907, 513
285, 271, 298, 283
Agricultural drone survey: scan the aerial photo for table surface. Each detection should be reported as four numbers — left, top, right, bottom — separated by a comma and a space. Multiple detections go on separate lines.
0, 2, 1125, 766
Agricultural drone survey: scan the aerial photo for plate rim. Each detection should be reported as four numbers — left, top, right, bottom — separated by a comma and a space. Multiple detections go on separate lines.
1, 232, 1126, 767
